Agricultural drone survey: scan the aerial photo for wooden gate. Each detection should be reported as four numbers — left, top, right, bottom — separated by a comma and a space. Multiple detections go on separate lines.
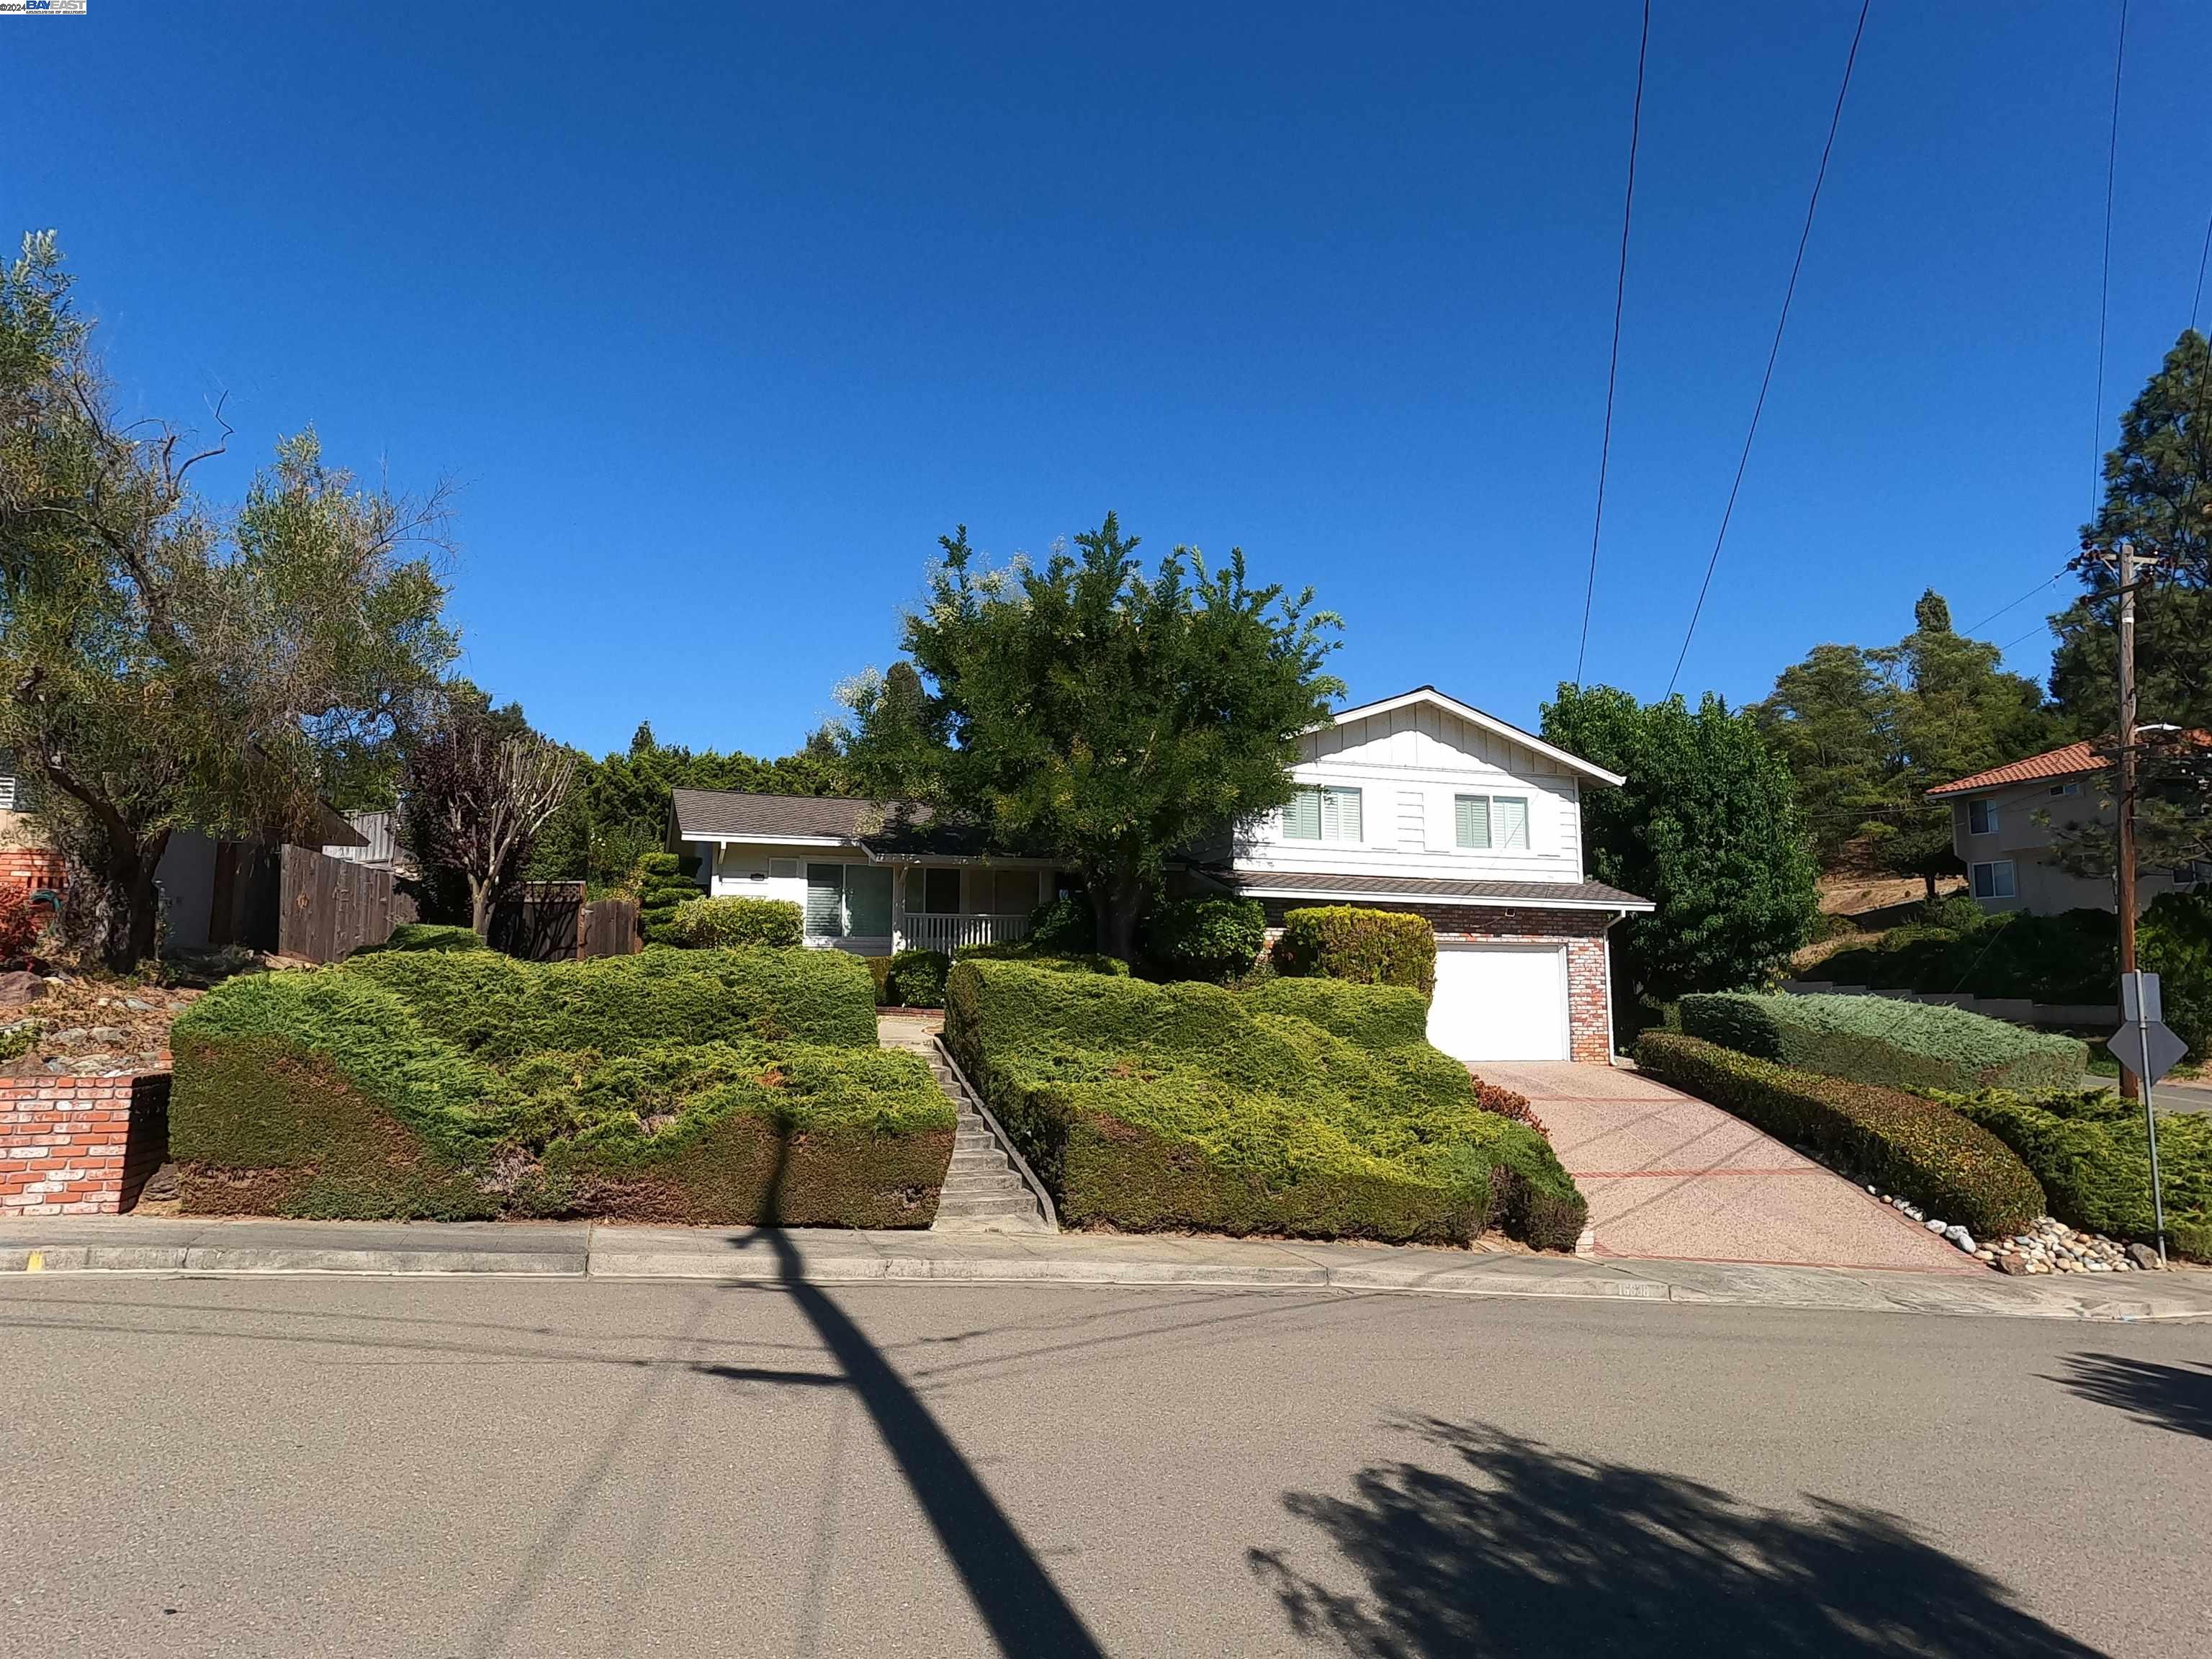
277, 845, 397, 963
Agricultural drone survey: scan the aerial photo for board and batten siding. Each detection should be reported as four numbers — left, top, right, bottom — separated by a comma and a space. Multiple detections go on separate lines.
1237, 701, 1586, 886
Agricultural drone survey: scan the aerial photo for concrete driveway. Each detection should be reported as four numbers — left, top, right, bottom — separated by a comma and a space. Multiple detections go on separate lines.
1478, 1061, 1982, 1273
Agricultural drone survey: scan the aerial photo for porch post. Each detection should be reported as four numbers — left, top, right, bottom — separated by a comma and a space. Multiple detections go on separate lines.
892, 866, 907, 953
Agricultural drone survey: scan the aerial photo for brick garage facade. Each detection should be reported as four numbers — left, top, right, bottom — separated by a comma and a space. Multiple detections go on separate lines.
0, 1064, 170, 1215
1260, 898, 1618, 1063
0, 848, 66, 894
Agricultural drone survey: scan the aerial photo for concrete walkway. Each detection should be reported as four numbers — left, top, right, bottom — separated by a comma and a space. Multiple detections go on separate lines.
1479, 1061, 1983, 1274
2, 1215, 2208, 1321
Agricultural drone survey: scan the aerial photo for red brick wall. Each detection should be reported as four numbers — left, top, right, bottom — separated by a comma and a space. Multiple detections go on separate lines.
1260, 899, 1619, 1062
0, 849, 65, 894
0, 1062, 170, 1215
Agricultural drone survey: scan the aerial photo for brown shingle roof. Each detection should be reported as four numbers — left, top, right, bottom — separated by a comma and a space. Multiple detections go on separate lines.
1213, 868, 1653, 912
670, 790, 911, 841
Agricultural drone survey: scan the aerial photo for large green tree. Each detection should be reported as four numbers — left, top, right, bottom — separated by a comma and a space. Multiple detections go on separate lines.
1754, 589, 2049, 899
842, 513, 1341, 961
2049, 328, 2212, 734
0, 233, 454, 966
1544, 684, 1818, 1019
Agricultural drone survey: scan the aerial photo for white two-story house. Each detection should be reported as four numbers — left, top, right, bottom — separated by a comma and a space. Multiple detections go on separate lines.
670, 685, 1650, 1064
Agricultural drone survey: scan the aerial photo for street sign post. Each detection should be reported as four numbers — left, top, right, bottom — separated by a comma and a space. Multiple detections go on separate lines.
2108, 971, 2176, 1263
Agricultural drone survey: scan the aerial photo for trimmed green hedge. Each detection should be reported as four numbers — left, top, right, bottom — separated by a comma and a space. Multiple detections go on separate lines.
1141, 896, 1267, 983
1635, 1032, 2046, 1238
1942, 1088, 2212, 1262
637, 851, 704, 945
1679, 992, 2087, 1094
351, 922, 488, 956
170, 948, 950, 1223
663, 896, 803, 949
886, 948, 951, 1009
1272, 906, 1437, 995
944, 958, 1585, 1250
956, 940, 1130, 976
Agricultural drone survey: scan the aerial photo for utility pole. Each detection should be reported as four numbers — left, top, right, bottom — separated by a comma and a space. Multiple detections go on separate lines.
2116, 536, 2140, 1102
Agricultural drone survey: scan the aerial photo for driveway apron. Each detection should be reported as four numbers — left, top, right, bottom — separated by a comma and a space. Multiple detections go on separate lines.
1477, 1061, 1982, 1273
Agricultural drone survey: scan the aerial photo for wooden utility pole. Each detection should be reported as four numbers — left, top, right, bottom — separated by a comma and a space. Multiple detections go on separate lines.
2116, 536, 2141, 1102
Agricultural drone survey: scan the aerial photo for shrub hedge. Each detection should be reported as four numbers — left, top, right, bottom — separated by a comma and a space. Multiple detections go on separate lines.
1141, 896, 1267, 983
636, 852, 704, 945
886, 948, 952, 1009
1941, 1088, 2212, 1262
663, 896, 803, 950
1678, 992, 2087, 1094
1272, 906, 1437, 995
955, 940, 1130, 976
1025, 893, 1097, 952
944, 958, 1585, 1249
1634, 1032, 2046, 1238
352, 922, 488, 956
170, 947, 950, 1223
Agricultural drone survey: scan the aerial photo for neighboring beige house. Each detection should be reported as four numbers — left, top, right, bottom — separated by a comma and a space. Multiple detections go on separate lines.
1926, 737, 2208, 916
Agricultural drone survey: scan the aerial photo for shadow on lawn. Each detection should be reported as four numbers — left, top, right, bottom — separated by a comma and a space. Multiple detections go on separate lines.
2051, 1350, 2212, 1440
727, 1123, 1106, 1659
1250, 1418, 2100, 1658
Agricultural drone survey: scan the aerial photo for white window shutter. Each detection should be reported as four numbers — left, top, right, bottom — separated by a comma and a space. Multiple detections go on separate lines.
1455, 795, 1489, 850
1496, 796, 1530, 850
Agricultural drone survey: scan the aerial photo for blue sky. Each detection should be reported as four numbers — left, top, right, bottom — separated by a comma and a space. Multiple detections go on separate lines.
12, 3, 2211, 758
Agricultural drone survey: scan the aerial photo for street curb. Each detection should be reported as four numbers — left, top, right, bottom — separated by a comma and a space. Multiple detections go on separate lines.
0, 1246, 586, 1277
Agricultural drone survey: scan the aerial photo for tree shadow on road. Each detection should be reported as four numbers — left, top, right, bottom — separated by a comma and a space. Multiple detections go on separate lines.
2051, 1350, 2212, 1439
1250, 1418, 2101, 1658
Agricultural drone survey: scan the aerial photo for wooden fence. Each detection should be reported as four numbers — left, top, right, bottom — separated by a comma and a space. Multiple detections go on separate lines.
277, 845, 399, 963
490, 884, 640, 961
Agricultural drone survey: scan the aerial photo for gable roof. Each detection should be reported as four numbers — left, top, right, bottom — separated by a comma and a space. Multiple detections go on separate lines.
1924, 742, 2102, 800
667, 789, 1007, 860
1324, 686, 1627, 788
1924, 729, 2212, 800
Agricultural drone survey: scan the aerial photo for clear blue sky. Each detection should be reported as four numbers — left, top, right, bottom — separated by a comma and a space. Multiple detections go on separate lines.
13, 3, 2211, 758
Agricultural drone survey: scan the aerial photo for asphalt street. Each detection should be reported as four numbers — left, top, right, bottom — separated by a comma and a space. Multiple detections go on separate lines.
2, 1275, 2206, 1658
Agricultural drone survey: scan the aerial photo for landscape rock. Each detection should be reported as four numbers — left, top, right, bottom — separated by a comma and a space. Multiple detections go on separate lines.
0, 971, 46, 1008
2126, 1242, 2164, 1271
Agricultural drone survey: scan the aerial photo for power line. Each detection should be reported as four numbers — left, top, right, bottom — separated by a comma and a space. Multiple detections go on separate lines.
2090, 0, 2128, 516
1666, 0, 1870, 698
2193, 204, 2211, 332
1957, 568, 2069, 639
1574, 0, 1650, 688
1998, 616, 2056, 655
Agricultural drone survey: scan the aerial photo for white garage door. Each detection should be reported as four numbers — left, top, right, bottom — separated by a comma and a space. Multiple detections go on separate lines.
1426, 943, 1570, 1064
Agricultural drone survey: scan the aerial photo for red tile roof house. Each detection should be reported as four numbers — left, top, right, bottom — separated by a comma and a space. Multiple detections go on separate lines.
672, 688, 1652, 1064
1926, 732, 2212, 915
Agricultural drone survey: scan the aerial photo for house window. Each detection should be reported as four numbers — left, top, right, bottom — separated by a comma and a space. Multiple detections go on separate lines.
989, 868, 1034, 914
805, 863, 894, 938
1970, 860, 2015, 900
1454, 794, 1530, 852
1968, 799, 1998, 835
2049, 781, 2080, 797
1285, 786, 1362, 842
919, 868, 961, 914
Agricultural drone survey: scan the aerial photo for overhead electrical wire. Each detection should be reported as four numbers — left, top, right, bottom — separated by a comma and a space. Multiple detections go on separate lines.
2193, 207, 2210, 332
1957, 568, 2069, 639
2089, 0, 2128, 516
1665, 0, 1871, 698
1573, 0, 1650, 688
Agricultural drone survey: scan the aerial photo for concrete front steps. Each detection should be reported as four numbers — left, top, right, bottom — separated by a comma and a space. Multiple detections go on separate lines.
927, 1046, 1052, 1233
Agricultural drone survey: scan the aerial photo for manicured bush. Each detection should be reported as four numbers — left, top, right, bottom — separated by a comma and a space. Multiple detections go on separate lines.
1025, 892, 1097, 952
944, 958, 1586, 1250
1634, 1032, 2046, 1238
347, 945, 881, 1057
1272, 906, 1437, 996
170, 950, 950, 1224
886, 948, 951, 1009
1141, 896, 1267, 983
956, 940, 1130, 976
1678, 992, 2087, 1094
662, 895, 803, 950
1942, 1087, 2212, 1262
866, 955, 896, 1006
351, 922, 488, 956
636, 851, 704, 945
1818, 907, 2120, 1007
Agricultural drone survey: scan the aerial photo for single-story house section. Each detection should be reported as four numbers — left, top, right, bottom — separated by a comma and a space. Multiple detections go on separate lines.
670, 687, 1650, 1063
669, 791, 1064, 957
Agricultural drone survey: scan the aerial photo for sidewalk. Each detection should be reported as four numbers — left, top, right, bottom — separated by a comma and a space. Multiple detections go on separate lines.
4, 1215, 2208, 1322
